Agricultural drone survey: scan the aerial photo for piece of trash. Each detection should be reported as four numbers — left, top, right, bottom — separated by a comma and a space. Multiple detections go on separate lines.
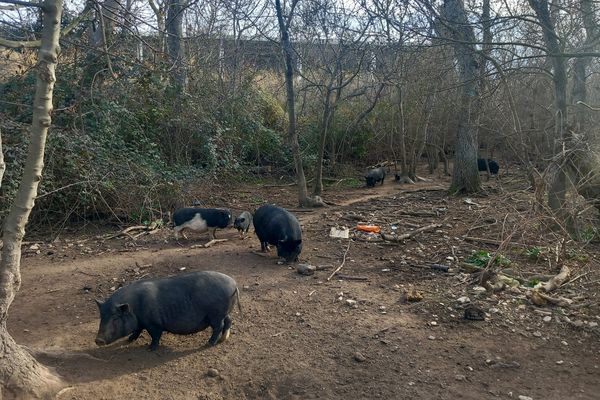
356, 225, 381, 233
329, 226, 350, 239
391, 225, 398, 230
429, 264, 449, 272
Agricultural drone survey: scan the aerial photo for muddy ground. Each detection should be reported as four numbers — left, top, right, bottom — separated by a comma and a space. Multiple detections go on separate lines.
8, 170, 600, 400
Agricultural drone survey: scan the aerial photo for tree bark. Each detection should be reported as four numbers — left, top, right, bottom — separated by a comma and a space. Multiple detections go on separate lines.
442, 0, 481, 194
571, 0, 597, 134
275, 0, 318, 207
166, 0, 187, 91
0, 0, 65, 397
528, 0, 569, 213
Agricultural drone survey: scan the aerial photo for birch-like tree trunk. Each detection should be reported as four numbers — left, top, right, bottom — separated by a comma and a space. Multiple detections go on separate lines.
0, 0, 65, 397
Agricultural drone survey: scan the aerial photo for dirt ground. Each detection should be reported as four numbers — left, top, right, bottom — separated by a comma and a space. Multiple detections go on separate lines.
8, 170, 600, 400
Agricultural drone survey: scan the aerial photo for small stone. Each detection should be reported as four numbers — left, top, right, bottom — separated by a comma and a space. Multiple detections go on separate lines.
543, 316, 552, 323
345, 299, 357, 307
381, 268, 391, 272
455, 374, 466, 381
379, 306, 386, 311
243, 285, 250, 290
297, 264, 316, 275
556, 360, 564, 365
472, 286, 487, 293
518, 396, 533, 400
533, 331, 542, 337
206, 368, 219, 377
29, 244, 40, 250
354, 352, 366, 362
467, 366, 473, 371
179, 267, 186, 271
109, 286, 116, 291
561, 341, 568, 346
23, 329, 30, 333
430, 321, 438, 326
457, 296, 470, 304
295, 312, 301, 317
428, 335, 435, 340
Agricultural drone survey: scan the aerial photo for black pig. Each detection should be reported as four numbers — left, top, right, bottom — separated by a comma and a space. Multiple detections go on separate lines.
365, 167, 386, 187
173, 208, 231, 240
477, 159, 499, 175
253, 204, 302, 262
95, 271, 241, 350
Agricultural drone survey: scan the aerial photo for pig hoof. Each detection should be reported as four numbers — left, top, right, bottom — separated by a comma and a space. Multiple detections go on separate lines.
218, 329, 230, 343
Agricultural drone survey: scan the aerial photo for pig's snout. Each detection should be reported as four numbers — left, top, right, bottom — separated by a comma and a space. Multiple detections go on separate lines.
95, 337, 107, 346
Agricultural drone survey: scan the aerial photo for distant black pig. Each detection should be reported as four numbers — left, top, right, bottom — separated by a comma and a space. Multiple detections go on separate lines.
365, 167, 386, 187
477, 158, 499, 175
95, 271, 241, 350
253, 204, 302, 262
173, 208, 232, 240
234, 211, 253, 238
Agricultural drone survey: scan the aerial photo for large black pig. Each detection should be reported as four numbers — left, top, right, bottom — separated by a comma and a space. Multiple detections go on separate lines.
365, 167, 386, 187
253, 204, 302, 262
95, 271, 241, 350
173, 208, 232, 240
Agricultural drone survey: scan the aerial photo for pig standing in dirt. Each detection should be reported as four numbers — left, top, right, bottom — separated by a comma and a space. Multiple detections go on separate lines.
365, 167, 386, 187
234, 211, 253, 238
172, 208, 232, 240
95, 271, 241, 350
253, 204, 302, 262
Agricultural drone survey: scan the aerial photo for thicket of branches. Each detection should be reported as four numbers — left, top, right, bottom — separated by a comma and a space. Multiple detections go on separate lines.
1, 0, 599, 224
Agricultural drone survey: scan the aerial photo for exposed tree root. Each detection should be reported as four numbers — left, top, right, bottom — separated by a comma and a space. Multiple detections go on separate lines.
0, 330, 64, 399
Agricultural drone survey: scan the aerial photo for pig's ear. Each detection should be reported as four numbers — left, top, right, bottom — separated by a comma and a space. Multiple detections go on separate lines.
117, 303, 130, 313
95, 299, 103, 308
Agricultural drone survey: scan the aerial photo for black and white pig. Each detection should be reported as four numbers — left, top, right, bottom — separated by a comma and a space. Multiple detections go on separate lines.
95, 271, 241, 350
234, 211, 253, 238
253, 204, 302, 262
173, 207, 232, 240
365, 167, 386, 187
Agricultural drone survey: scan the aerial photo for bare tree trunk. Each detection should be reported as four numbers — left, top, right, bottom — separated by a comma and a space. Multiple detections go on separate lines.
149, 0, 167, 53
572, 0, 597, 134
528, 0, 569, 213
166, 0, 187, 91
0, 129, 5, 185
0, 0, 65, 397
442, 0, 481, 194
313, 88, 334, 196
275, 0, 321, 207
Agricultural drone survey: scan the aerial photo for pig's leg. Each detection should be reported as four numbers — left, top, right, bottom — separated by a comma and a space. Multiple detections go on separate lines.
218, 315, 232, 343
207, 317, 224, 346
147, 328, 163, 351
128, 328, 143, 342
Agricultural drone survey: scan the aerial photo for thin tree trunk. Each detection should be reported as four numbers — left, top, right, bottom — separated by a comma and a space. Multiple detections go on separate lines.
528, 0, 569, 213
275, 0, 317, 207
0, 0, 65, 397
166, 0, 186, 91
313, 88, 333, 196
442, 0, 481, 194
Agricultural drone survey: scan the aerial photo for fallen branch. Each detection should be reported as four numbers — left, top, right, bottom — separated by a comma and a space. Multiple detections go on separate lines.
462, 236, 537, 248
539, 265, 571, 293
530, 290, 574, 307
104, 225, 159, 241
327, 241, 351, 281
335, 274, 369, 281
191, 239, 228, 248
381, 223, 442, 242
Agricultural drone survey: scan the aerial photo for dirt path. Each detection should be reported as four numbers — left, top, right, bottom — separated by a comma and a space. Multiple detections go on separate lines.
8, 178, 600, 400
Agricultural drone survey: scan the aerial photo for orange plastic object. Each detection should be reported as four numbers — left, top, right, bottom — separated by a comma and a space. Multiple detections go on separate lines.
356, 225, 381, 233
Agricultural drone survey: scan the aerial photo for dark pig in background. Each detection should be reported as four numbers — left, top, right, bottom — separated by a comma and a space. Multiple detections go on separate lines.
234, 211, 253, 238
253, 204, 302, 262
365, 167, 386, 187
477, 159, 500, 175
173, 208, 232, 240
95, 271, 241, 350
